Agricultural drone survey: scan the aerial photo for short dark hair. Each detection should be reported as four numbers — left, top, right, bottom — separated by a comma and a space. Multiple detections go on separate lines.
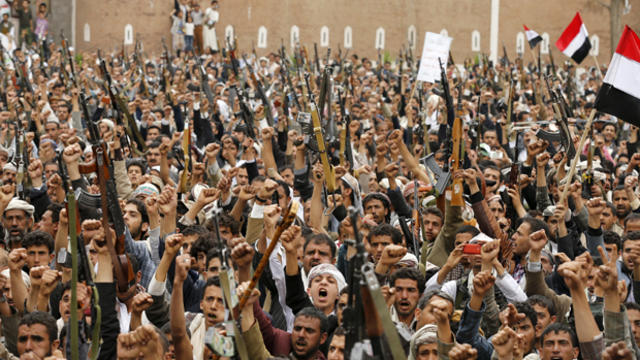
603, 230, 621, 249
203, 276, 221, 293
126, 198, 149, 224
22, 230, 54, 254
126, 158, 148, 174
19, 311, 58, 344
189, 233, 216, 259
527, 295, 556, 317
389, 267, 425, 294
625, 302, 640, 312
205, 247, 223, 269
367, 224, 403, 245
514, 301, 537, 328
217, 214, 240, 235
623, 231, 640, 247
182, 225, 208, 238
455, 225, 480, 237
46, 203, 63, 224
303, 233, 337, 259
295, 306, 329, 334
519, 217, 551, 240
423, 206, 443, 220
417, 290, 454, 310
540, 322, 578, 348
624, 213, 640, 229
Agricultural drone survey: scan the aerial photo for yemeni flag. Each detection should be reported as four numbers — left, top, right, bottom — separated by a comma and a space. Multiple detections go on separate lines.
594, 25, 640, 125
555, 12, 592, 64
524, 25, 542, 49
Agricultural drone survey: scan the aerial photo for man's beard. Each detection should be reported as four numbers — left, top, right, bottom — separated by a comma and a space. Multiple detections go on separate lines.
292, 338, 321, 360
6, 230, 25, 248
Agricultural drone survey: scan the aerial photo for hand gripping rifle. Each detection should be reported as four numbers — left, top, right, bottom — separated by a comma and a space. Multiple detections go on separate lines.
421, 59, 455, 197
78, 92, 135, 295
207, 209, 249, 360
99, 58, 147, 154
14, 114, 29, 200
337, 88, 354, 170
234, 202, 299, 317
536, 76, 576, 159
243, 54, 274, 127
343, 208, 406, 360
57, 151, 102, 360
195, 56, 215, 114
304, 72, 336, 193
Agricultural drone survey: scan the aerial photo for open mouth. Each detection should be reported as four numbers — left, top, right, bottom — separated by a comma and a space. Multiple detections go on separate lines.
206, 313, 217, 322
318, 288, 328, 299
398, 300, 411, 309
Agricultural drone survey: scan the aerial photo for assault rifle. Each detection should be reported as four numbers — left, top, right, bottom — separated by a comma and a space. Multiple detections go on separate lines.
243, 54, 274, 126
343, 208, 406, 360
99, 57, 147, 154
14, 113, 29, 200
57, 151, 102, 360
78, 92, 135, 295
304, 73, 336, 193
536, 75, 576, 159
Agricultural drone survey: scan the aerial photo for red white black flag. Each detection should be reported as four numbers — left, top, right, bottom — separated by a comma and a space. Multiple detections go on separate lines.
555, 12, 592, 64
523, 25, 542, 49
595, 25, 640, 125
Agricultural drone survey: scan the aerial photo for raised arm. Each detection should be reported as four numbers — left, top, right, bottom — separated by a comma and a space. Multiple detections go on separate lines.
171, 254, 194, 360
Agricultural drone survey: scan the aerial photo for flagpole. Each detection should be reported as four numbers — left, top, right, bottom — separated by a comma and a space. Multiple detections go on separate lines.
558, 108, 596, 205
592, 54, 604, 79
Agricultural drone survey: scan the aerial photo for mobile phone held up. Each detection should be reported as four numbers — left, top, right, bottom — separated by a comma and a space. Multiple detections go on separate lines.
462, 243, 482, 255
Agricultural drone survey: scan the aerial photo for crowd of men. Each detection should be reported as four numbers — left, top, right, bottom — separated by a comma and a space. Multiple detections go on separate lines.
0, 6, 638, 360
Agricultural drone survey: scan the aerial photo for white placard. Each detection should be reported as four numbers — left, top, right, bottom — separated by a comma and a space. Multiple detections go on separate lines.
416, 32, 452, 83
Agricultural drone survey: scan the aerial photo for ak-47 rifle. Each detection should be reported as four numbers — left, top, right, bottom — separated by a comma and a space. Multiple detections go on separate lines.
243, 54, 274, 126
14, 112, 29, 200
502, 42, 510, 67
78, 92, 135, 295
99, 57, 147, 154
582, 123, 594, 199
337, 88, 354, 169
57, 151, 102, 360
195, 56, 215, 114
235, 202, 299, 315
161, 37, 174, 75
537, 75, 576, 160
549, 49, 557, 76
61, 32, 78, 88
178, 114, 192, 194
133, 39, 150, 98
304, 73, 336, 193
421, 59, 454, 196
449, 85, 464, 207
280, 47, 302, 112
207, 208, 249, 359
343, 208, 407, 360
313, 43, 321, 75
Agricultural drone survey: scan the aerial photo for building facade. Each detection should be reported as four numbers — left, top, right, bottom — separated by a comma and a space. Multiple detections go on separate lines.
68, 0, 639, 65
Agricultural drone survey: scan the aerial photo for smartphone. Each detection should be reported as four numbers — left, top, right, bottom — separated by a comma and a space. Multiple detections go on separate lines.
462, 243, 482, 254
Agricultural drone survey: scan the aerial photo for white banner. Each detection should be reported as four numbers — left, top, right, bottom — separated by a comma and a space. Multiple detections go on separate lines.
417, 32, 452, 83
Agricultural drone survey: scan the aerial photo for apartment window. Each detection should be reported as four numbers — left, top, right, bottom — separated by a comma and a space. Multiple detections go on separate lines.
375, 27, 385, 50
291, 25, 300, 48
320, 26, 329, 47
344, 26, 352, 48
516, 32, 525, 55
590, 34, 599, 56
124, 24, 134, 45
541, 32, 550, 54
408, 25, 416, 49
471, 30, 480, 51
258, 26, 267, 48
83, 23, 90, 42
